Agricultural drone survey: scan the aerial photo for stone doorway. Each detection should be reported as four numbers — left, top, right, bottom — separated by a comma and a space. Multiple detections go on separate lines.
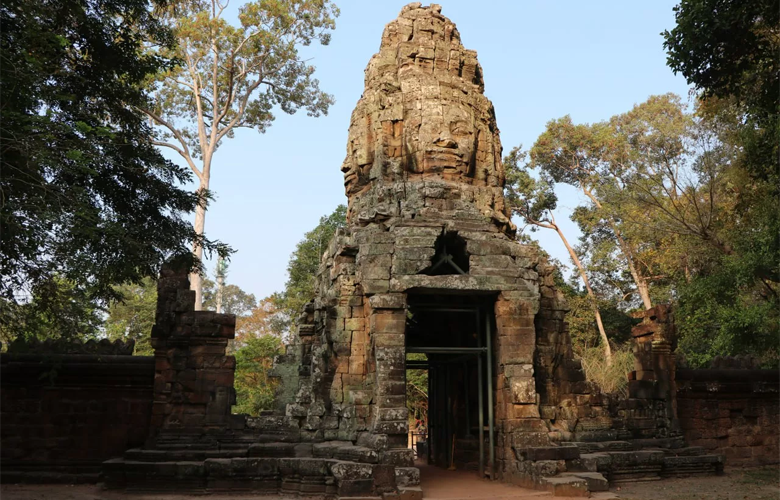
405, 293, 497, 479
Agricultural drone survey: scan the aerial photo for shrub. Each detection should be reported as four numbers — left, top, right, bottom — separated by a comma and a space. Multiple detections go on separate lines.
578, 343, 634, 397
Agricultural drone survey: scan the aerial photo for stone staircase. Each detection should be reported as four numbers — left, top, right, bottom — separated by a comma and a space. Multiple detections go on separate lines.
515, 436, 724, 497
570, 438, 724, 483
103, 438, 422, 499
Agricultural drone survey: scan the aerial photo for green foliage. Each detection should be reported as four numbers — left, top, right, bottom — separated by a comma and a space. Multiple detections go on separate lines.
236, 294, 287, 343
202, 278, 257, 316
0, 278, 102, 347
0, 0, 215, 323
277, 205, 347, 325
105, 278, 158, 355
233, 334, 283, 416
661, 0, 780, 366
676, 249, 779, 368
664, 0, 778, 190
523, 87, 778, 367
148, 0, 339, 155
578, 344, 634, 397
503, 146, 558, 230
405, 353, 428, 423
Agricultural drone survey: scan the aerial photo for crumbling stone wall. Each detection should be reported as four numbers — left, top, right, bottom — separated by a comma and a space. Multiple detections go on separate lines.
148, 261, 239, 442
1, 349, 154, 483
623, 305, 680, 439
677, 363, 779, 466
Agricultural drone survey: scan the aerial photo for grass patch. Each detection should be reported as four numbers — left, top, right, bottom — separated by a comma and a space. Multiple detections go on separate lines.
578, 343, 634, 396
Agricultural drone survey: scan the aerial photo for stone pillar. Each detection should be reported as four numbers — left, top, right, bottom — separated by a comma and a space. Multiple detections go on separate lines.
494, 292, 547, 475
149, 261, 237, 440
627, 304, 679, 438
369, 294, 409, 450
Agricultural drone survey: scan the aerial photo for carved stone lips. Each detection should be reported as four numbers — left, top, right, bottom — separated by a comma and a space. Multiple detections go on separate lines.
424, 149, 463, 161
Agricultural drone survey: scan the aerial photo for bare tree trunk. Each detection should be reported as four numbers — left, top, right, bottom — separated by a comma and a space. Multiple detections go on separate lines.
634, 276, 653, 310
191, 180, 208, 311
610, 222, 653, 310
554, 223, 613, 365
582, 188, 654, 311
215, 254, 225, 314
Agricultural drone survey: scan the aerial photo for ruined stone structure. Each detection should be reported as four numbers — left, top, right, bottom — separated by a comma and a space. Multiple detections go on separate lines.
269, 4, 729, 495
281, 0, 587, 481
2, 4, 751, 498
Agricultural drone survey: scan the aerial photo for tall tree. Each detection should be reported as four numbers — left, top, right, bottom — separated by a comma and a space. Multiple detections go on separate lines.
214, 256, 228, 313
504, 148, 613, 363
529, 117, 659, 311
202, 277, 257, 316
142, 0, 339, 309
1, 0, 218, 329
662, 1, 778, 366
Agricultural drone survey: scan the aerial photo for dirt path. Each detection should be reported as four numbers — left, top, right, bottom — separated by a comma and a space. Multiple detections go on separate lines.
417, 464, 560, 499
611, 467, 779, 500
1, 466, 775, 500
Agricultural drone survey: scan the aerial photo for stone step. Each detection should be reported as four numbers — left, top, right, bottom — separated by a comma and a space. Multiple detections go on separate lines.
571, 440, 633, 454
517, 444, 580, 461
558, 472, 609, 492
572, 430, 621, 443
104, 456, 418, 497
569, 449, 723, 484
568, 452, 611, 473
313, 441, 356, 458
124, 447, 249, 462
662, 446, 705, 457
629, 436, 686, 450
662, 455, 724, 477
395, 467, 420, 487
539, 475, 590, 497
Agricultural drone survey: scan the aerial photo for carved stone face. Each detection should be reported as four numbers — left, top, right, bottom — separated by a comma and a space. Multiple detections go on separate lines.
408, 99, 477, 175
341, 112, 375, 196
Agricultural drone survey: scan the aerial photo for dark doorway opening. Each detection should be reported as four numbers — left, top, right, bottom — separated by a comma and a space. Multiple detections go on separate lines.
405, 293, 496, 479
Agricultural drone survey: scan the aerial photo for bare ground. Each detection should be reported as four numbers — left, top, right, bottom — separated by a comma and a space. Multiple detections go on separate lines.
611, 466, 780, 500
0, 466, 776, 500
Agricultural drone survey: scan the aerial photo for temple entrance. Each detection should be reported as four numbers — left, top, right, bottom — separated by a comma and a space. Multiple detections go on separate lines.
405, 293, 497, 479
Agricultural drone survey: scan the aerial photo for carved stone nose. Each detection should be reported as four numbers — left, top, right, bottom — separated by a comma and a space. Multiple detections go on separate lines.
433, 136, 457, 148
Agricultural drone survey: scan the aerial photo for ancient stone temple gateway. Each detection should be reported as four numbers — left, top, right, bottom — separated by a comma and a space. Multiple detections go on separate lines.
103, 3, 725, 497
9, 3, 771, 499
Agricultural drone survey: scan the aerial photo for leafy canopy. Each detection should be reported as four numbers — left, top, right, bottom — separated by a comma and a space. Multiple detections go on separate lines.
105, 278, 158, 355
277, 205, 347, 324
145, 0, 338, 165
0, 0, 219, 333
202, 277, 257, 316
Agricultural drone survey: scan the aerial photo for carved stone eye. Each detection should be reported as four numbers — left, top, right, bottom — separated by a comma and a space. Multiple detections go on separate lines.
450, 120, 471, 136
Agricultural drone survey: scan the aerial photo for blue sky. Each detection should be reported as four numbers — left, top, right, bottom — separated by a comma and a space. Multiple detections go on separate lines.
178, 1, 692, 301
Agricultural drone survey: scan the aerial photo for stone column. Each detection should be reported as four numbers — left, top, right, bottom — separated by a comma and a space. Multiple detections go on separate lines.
368, 294, 409, 449
494, 293, 547, 475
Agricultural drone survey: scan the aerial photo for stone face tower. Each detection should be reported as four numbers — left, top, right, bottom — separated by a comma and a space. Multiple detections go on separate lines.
281, 2, 594, 484
341, 2, 513, 233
